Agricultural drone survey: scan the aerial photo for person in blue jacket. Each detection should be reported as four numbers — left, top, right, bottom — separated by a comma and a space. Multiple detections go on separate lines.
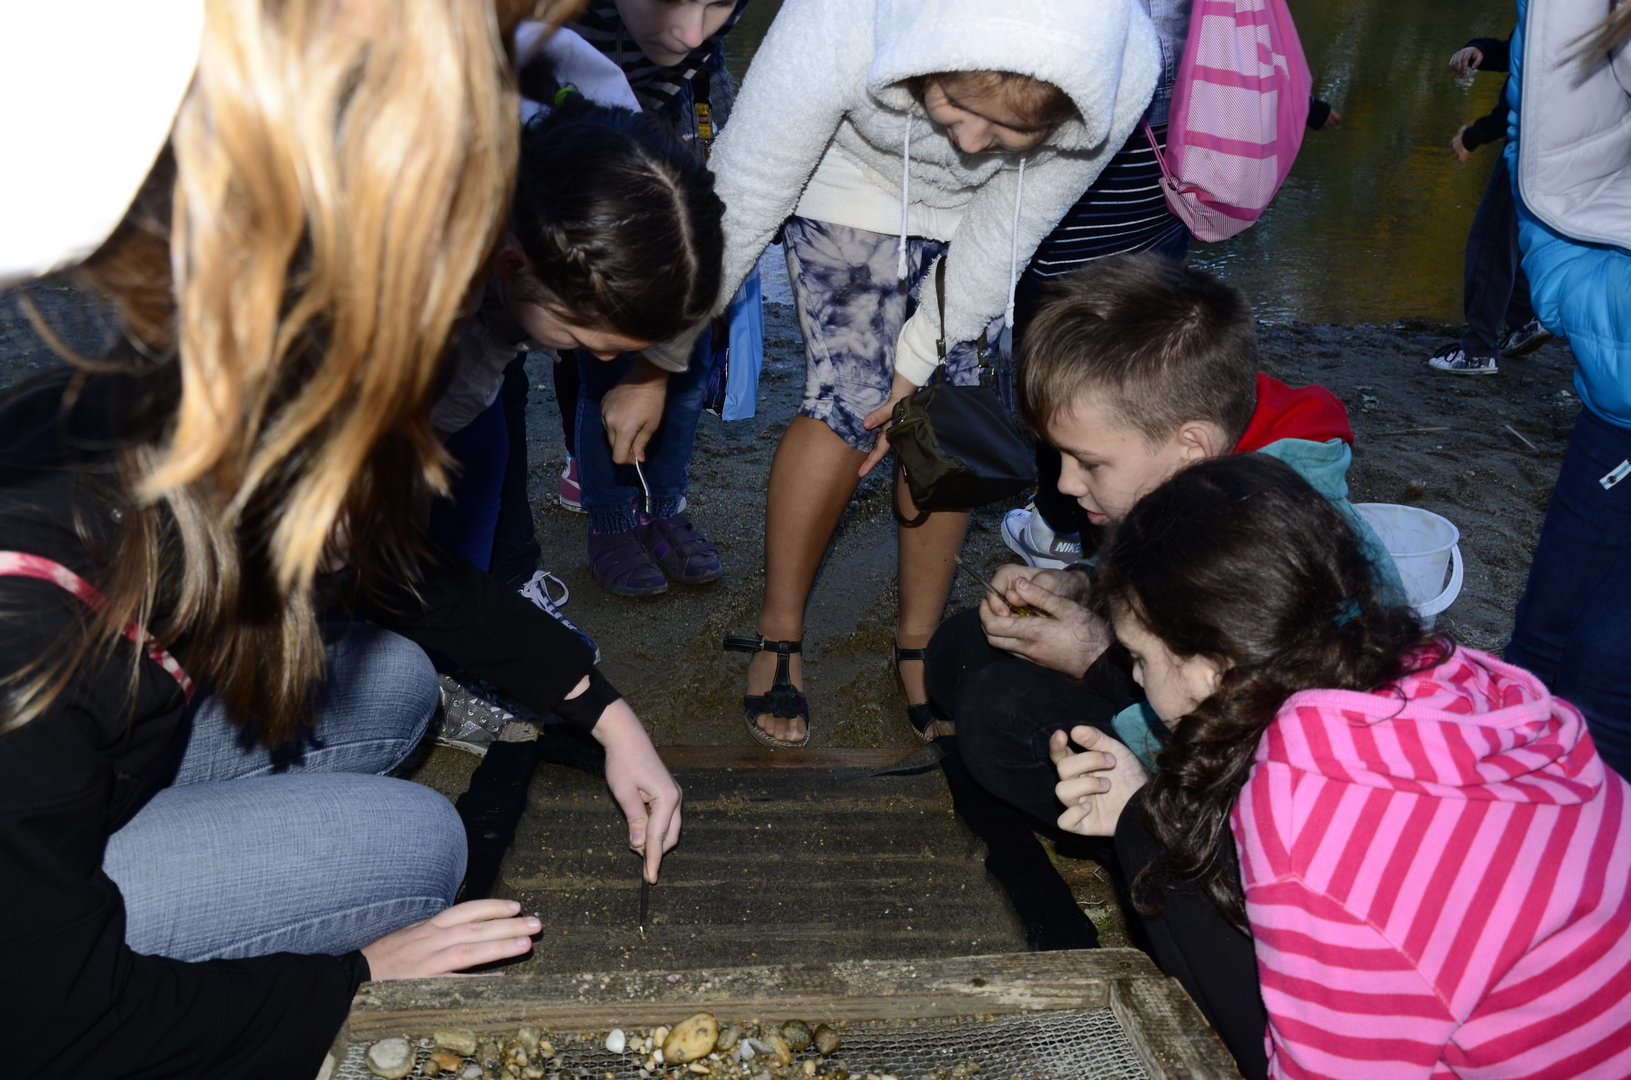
1503, 0, 1631, 777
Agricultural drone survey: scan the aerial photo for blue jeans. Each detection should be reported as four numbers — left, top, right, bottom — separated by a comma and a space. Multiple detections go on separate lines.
1460, 153, 1536, 359
574, 344, 710, 535
103, 624, 465, 961
428, 392, 510, 572
1507, 407, 1631, 778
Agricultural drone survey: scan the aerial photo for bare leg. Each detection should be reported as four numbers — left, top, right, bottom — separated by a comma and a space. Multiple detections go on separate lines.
747, 416, 868, 743
894, 467, 970, 726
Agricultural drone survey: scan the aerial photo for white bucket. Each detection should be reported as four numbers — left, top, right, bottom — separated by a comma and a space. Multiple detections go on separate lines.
1354, 503, 1464, 629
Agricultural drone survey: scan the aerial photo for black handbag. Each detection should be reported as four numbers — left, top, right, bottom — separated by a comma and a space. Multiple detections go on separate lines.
889, 259, 1036, 526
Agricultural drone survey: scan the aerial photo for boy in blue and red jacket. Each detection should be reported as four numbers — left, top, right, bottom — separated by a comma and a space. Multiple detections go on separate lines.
923, 254, 1403, 818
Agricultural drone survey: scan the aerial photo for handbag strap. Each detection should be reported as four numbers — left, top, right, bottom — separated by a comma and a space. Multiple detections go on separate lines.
0, 550, 194, 700
933, 256, 948, 367
891, 461, 932, 528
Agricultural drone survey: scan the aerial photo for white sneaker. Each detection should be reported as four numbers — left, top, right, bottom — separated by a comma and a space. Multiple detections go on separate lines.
1001, 505, 1082, 570
519, 569, 600, 663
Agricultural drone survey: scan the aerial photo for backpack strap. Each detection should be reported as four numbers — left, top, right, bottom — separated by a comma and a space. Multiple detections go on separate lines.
0, 550, 194, 700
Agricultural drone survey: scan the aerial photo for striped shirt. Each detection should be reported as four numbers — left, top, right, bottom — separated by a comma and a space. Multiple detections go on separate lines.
1024, 124, 1185, 277
1233, 647, 1631, 1078
567, 0, 747, 116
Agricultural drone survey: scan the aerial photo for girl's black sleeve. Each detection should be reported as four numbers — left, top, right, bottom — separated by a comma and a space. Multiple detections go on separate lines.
1461, 78, 1513, 153
0, 586, 369, 1080
357, 538, 599, 724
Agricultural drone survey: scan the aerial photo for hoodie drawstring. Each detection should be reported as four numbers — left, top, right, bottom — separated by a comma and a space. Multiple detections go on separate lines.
897, 113, 914, 282
1006, 156, 1026, 331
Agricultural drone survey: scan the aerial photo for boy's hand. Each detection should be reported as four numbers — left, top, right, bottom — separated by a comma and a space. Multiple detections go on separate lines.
1051, 726, 1149, 837
1449, 46, 1484, 75
981, 574, 1111, 675
1451, 125, 1472, 164
858, 372, 919, 478
990, 563, 1093, 604
602, 357, 670, 465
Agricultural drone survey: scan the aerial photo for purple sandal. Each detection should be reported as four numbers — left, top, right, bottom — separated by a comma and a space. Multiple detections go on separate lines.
636, 513, 723, 586
587, 528, 668, 597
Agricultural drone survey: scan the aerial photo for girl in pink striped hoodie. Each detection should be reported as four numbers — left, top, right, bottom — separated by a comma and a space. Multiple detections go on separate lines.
1052, 454, 1631, 1080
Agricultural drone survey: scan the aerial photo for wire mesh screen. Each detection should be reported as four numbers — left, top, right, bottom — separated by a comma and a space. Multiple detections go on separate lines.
336, 1009, 1150, 1080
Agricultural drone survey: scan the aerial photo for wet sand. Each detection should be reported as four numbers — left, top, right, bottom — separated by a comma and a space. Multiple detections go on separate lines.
0, 282, 1581, 752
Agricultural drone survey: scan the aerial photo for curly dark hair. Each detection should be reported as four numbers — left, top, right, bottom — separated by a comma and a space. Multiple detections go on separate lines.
1093, 454, 1446, 929
510, 97, 725, 343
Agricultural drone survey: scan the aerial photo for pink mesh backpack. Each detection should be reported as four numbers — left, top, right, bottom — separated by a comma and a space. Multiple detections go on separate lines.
1146, 0, 1313, 243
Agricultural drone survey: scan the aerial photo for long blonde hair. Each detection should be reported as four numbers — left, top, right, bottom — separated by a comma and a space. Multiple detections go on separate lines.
5, 0, 581, 742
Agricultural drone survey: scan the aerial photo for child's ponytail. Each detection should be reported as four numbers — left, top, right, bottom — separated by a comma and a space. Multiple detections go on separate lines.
509, 100, 724, 344
1093, 454, 1443, 928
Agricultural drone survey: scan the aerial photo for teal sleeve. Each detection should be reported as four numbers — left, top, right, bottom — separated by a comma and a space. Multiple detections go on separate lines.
1112, 703, 1166, 772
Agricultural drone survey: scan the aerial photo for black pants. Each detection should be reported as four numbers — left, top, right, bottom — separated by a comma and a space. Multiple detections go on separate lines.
924, 607, 1141, 826
489, 357, 542, 589
1459, 152, 1535, 358
1115, 792, 1270, 1080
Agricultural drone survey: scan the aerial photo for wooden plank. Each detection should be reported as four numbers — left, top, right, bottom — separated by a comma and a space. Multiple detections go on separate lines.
349, 949, 1164, 1039
656, 747, 916, 770
1110, 977, 1243, 1080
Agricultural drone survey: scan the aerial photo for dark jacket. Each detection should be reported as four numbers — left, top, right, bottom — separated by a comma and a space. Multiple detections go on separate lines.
1460, 34, 1514, 154
0, 370, 596, 1079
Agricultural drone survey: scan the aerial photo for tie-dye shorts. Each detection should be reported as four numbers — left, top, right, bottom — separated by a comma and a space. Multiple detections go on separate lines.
782, 216, 986, 452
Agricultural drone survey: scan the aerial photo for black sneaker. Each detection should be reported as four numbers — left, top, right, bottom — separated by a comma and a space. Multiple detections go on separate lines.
1427, 343, 1499, 375
1500, 318, 1555, 358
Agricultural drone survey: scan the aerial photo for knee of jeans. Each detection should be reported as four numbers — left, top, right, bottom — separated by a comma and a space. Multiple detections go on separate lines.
333, 625, 440, 743
382, 780, 467, 904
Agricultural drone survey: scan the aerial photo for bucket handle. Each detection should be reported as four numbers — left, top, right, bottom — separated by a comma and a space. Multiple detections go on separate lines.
1415, 544, 1464, 618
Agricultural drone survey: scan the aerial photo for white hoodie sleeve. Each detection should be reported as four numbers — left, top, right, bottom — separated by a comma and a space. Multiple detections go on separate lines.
708, 0, 873, 308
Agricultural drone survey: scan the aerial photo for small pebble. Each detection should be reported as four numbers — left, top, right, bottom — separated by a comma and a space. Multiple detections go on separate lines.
716, 1027, 741, 1054
736, 1043, 754, 1062
606, 1030, 627, 1055
517, 1027, 542, 1054
803, 1061, 817, 1077
812, 1026, 841, 1057
667, 974, 682, 983
364, 1038, 415, 1079
460, 1067, 482, 1080
688, 1065, 710, 1075
437, 1029, 479, 1058
766, 1034, 792, 1067
427, 1052, 465, 1075
664, 1013, 721, 1064
522, 1069, 545, 1080
781, 1022, 812, 1053
653, 1027, 672, 1047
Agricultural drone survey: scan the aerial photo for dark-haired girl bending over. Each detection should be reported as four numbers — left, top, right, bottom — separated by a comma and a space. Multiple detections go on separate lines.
1052, 454, 1631, 1080
427, 95, 726, 609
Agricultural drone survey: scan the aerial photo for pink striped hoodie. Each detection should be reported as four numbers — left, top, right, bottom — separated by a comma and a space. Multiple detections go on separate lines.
1232, 646, 1631, 1079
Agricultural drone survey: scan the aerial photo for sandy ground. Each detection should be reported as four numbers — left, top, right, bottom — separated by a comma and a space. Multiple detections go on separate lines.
0, 279, 1581, 753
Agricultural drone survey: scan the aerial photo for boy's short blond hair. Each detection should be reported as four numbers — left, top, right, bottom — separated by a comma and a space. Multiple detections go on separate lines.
1016, 254, 1259, 445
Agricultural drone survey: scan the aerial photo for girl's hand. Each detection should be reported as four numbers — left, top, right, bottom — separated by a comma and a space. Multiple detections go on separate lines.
1050, 726, 1149, 837
360, 900, 539, 980
1448, 46, 1483, 75
858, 372, 920, 478
602, 358, 670, 465
590, 698, 683, 883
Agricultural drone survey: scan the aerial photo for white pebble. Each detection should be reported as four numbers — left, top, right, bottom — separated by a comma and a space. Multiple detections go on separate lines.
737, 1043, 754, 1062
460, 1067, 482, 1080
653, 1050, 665, 1064
606, 1030, 627, 1054
363, 1038, 414, 1079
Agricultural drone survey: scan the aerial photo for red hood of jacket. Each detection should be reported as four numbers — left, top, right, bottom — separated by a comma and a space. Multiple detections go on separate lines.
1233, 374, 1354, 454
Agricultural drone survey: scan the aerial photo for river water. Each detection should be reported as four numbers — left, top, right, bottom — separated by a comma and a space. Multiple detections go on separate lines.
721, 0, 1518, 325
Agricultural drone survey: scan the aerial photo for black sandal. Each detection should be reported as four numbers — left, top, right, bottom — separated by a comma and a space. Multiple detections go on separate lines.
894, 644, 952, 742
723, 635, 811, 748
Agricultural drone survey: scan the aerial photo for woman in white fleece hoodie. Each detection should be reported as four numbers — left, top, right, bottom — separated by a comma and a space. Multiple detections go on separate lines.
709, 0, 1162, 747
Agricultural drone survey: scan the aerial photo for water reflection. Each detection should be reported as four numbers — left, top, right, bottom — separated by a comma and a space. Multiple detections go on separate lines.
721, 0, 1516, 324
